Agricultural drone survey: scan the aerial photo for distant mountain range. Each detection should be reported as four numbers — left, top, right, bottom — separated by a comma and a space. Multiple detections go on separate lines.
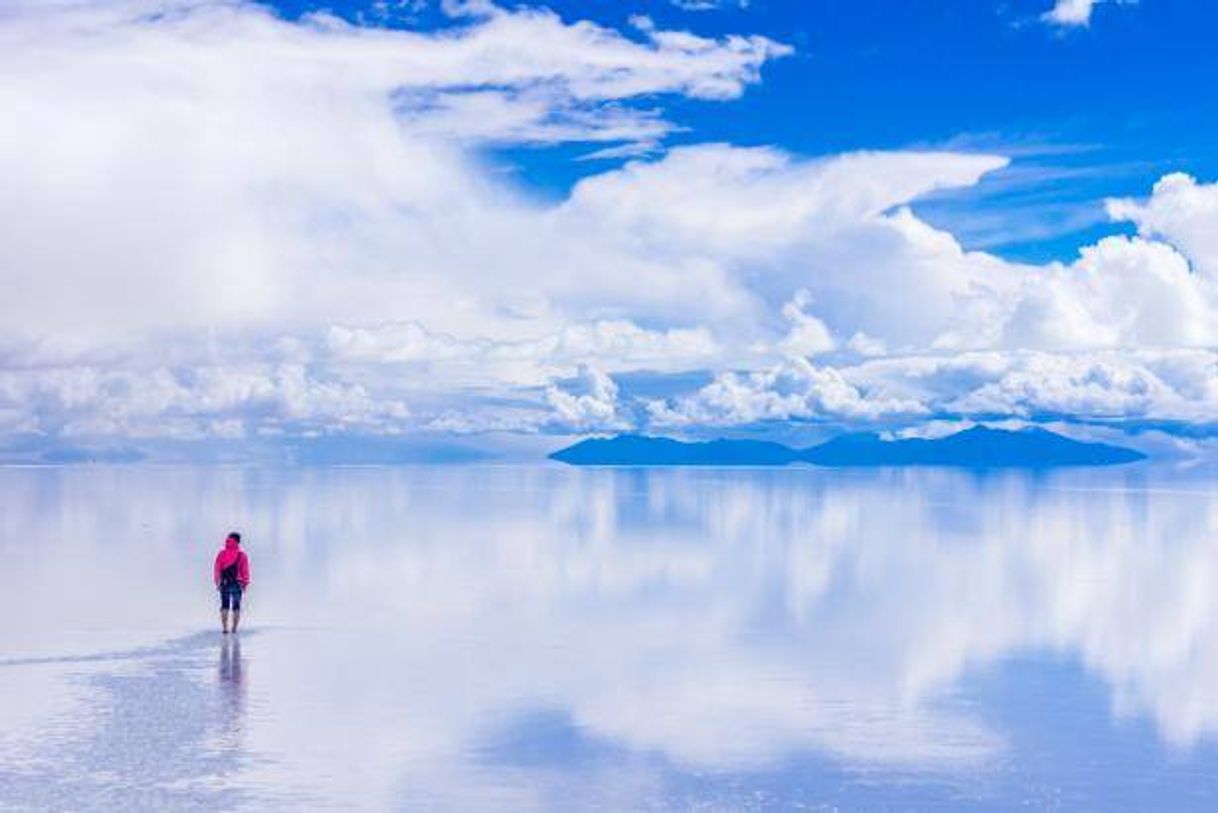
549, 426, 1146, 468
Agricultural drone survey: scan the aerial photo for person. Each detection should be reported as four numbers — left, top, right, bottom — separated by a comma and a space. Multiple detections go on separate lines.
213, 532, 251, 634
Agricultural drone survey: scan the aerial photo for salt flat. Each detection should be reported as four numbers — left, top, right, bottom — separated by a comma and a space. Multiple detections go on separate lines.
3, 464, 1218, 810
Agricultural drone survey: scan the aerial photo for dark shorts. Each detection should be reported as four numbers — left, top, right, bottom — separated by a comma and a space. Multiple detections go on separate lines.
219, 584, 243, 611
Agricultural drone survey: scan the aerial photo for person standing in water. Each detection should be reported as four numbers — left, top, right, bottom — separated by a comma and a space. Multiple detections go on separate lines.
214, 532, 251, 634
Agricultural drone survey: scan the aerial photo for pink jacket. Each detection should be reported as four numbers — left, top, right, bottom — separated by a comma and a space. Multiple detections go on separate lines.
213, 537, 251, 588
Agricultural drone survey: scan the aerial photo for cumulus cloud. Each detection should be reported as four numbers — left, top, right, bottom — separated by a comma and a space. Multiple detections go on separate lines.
649, 357, 927, 426
650, 349, 1218, 430
0, 0, 787, 345
2, 0, 1218, 449
1108, 173, 1218, 279
545, 365, 624, 431
0, 362, 411, 440
556, 146, 1013, 348
555, 149, 1218, 361
776, 290, 835, 357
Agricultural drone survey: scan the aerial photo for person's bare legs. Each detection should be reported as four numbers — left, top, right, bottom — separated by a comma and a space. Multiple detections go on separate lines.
221, 609, 230, 634
231, 609, 241, 633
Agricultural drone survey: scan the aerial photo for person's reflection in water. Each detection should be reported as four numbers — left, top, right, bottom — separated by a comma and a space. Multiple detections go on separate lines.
217, 634, 246, 746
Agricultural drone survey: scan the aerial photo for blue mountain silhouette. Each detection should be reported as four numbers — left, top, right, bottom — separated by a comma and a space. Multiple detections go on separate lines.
549, 426, 1146, 468
550, 434, 799, 466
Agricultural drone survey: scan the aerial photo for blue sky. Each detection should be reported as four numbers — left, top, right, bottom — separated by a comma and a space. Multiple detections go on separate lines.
3, 0, 1218, 460
276, 0, 1218, 262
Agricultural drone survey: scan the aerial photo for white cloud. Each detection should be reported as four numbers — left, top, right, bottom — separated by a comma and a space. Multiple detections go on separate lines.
1041, 0, 1137, 28
555, 146, 1013, 349
651, 349, 1218, 430
776, 290, 835, 358
545, 364, 624, 431
1042, 0, 1099, 26
945, 352, 1186, 419
995, 236, 1218, 350
2, 0, 1218, 447
556, 146, 1218, 361
670, 0, 750, 10
0, 362, 411, 440
326, 319, 718, 384
1108, 173, 1218, 279
0, 0, 787, 345
649, 357, 928, 426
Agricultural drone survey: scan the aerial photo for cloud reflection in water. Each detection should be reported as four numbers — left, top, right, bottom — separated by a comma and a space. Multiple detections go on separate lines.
2, 464, 1218, 807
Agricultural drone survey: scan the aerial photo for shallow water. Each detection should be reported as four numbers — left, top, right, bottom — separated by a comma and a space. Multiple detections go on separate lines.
3, 463, 1218, 809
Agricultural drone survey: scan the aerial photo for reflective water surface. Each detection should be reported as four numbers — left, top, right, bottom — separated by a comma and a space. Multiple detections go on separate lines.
4, 464, 1218, 809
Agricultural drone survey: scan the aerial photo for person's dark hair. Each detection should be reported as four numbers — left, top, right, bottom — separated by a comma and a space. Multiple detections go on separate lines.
227, 531, 241, 543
